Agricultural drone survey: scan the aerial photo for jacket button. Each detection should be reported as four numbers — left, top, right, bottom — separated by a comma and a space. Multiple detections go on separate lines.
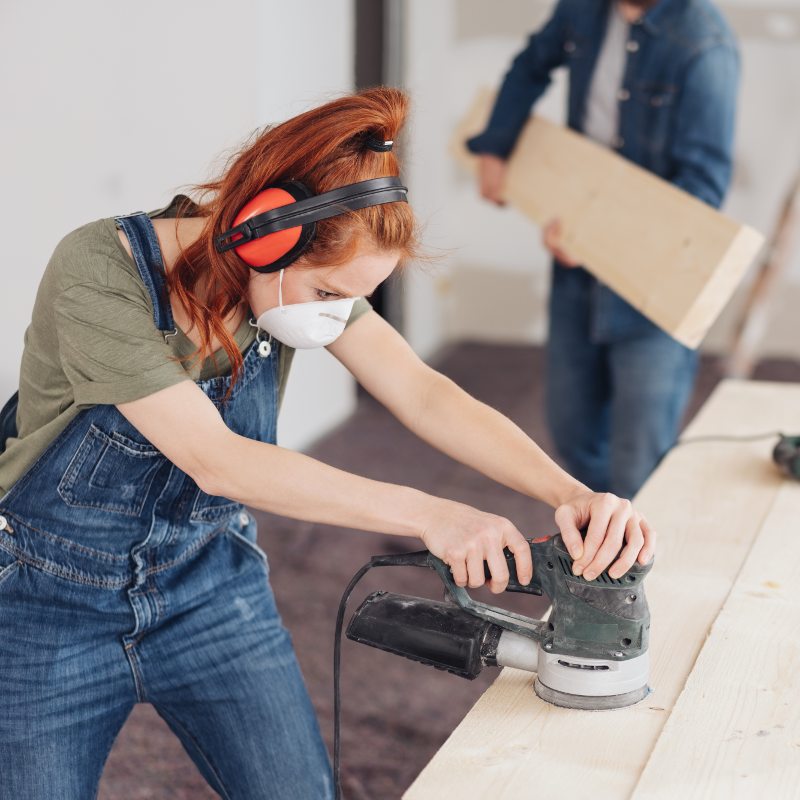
0, 515, 8, 532
564, 40, 576, 53
613, 135, 625, 149
617, 88, 631, 102
626, 40, 640, 53
239, 511, 250, 527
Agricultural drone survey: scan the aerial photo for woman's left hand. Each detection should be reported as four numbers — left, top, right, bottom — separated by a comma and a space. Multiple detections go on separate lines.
554, 490, 656, 581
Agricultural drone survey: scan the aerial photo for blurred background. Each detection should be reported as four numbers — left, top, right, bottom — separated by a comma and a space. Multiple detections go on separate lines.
1, 1, 799, 798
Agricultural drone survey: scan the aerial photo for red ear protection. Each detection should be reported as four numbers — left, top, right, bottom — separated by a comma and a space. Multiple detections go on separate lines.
215, 176, 409, 273
226, 181, 317, 272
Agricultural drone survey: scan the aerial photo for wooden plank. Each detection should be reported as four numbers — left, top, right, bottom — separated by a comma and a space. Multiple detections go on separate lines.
453, 90, 765, 348
404, 381, 800, 800
631, 481, 800, 799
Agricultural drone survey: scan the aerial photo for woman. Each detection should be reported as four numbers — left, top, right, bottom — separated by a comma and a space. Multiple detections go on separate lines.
0, 88, 654, 799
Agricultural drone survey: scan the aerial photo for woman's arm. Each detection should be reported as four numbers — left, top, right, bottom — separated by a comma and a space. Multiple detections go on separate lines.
327, 311, 655, 581
116, 380, 534, 594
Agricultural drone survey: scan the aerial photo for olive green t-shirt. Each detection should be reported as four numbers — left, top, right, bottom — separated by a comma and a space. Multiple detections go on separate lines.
0, 200, 371, 499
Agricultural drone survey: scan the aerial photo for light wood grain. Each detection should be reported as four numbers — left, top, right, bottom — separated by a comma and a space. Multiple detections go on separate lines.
454, 90, 765, 348
404, 381, 800, 800
631, 481, 800, 800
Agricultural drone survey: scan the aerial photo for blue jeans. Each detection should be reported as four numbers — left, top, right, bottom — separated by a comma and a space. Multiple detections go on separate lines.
546, 267, 698, 498
0, 513, 333, 799
0, 212, 333, 799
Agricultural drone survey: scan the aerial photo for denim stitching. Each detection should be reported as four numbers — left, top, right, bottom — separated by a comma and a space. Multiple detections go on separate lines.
56, 424, 97, 501
225, 527, 268, 566
116, 215, 166, 332
0, 520, 226, 587
0, 545, 128, 588
145, 527, 225, 576
1, 511, 131, 562
57, 425, 163, 517
122, 642, 147, 703
190, 492, 241, 523
153, 582, 166, 620
0, 558, 21, 588
139, 216, 176, 333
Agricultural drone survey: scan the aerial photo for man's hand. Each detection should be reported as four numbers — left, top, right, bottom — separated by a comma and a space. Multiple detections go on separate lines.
554, 490, 656, 581
543, 218, 580, 267
477, 154, 508, 206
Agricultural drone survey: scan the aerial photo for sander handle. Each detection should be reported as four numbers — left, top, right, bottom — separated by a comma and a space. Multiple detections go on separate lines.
369, 544, 545, 596
482, 545, 545, 595
367, 543, 549, 639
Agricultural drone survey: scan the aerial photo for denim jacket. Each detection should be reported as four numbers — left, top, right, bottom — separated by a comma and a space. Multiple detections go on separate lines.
467, 0, 740, 341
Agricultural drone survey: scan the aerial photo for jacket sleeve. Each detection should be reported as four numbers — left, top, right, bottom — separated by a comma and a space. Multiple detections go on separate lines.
466, 0, 570, 159
668, 41, 740, 209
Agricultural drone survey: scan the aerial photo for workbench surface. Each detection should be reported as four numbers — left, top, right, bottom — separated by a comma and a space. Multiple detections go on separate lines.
404, 380, 800, 800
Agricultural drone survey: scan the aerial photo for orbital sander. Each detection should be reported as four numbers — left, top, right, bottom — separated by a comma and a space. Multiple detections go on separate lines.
343, 532, 652, 710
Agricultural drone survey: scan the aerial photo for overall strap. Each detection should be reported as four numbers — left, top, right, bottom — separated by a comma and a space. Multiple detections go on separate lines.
0, 390, 19, 454
115, 213, 177, 341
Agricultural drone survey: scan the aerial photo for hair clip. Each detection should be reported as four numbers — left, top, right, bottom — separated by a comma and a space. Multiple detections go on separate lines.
365, 135, 394, 153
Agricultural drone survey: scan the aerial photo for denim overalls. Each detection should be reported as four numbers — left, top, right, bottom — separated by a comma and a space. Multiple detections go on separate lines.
0, 213, 334, 799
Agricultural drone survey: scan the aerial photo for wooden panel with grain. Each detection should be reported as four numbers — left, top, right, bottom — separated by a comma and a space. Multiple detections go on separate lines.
454, 91, 765, 348
631, 481, 800, 800
404, 381, 800, 800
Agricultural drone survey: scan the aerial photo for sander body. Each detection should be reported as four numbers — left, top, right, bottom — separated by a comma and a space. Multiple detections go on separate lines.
345, 534, 653, 710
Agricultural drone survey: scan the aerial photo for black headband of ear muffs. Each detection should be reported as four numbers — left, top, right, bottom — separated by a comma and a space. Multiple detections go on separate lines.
214, 176, 408, 265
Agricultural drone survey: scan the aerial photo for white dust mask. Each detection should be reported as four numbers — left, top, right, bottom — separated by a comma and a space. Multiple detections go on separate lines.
254, 268, 357, 351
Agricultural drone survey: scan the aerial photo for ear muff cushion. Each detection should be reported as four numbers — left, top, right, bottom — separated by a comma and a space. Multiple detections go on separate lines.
231, 181, 316, 270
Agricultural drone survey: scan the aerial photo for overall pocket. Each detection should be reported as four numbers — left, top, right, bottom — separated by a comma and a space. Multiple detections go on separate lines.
57, 424, 165, 516
225, 512, 270, 575
190, 489, 241, 524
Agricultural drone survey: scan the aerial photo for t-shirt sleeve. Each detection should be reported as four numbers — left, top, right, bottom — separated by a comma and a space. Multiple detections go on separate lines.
346, 297, 373, 328
54, 279, 191, 408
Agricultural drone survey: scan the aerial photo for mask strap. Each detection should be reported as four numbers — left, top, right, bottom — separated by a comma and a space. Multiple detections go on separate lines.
278, 268, 285, 309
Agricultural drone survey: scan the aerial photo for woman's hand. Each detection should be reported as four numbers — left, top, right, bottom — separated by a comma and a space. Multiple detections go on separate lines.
554, 490, 656, 581
418, 498, 533, 595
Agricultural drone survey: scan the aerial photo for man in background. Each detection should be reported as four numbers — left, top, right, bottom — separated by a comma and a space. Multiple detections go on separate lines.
467, 0, 739, 497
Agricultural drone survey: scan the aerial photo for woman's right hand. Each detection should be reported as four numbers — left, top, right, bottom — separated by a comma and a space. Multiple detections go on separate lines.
418, 498, 533, 595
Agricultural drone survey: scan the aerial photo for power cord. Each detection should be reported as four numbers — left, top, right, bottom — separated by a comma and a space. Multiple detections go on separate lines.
332, 549, 434, 799
673, 430, 783, 447
333, 559, 376, 800
672, 430, 800, 480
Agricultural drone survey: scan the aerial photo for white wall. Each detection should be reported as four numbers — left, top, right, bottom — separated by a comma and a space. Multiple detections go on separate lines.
402, 0, 800, 359
0, 0, 356, 450
254, 2, 358, 450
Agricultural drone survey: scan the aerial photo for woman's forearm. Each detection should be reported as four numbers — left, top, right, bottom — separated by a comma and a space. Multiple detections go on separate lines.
407, 371, 586, 508
203, 431, 437, 538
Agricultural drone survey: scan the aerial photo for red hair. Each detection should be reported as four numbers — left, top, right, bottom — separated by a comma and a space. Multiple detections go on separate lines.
167, 87, 418, 386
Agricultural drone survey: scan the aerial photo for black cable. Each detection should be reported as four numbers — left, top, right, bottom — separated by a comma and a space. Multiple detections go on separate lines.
333, 560, 375, 800
332, 549, 434, 798
673, 430, 783, 448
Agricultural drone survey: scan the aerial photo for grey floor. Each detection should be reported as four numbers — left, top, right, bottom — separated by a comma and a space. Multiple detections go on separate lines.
99, 343, 800, 799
